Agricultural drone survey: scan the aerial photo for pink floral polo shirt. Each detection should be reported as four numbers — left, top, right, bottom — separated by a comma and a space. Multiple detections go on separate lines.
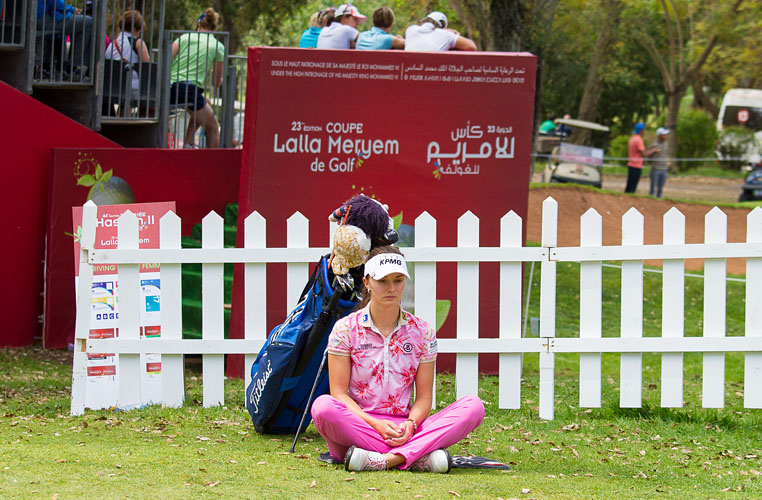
327, 305, 437, 416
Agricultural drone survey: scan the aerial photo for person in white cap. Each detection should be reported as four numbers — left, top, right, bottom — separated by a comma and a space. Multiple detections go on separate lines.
316, 3, 367, 49
310, 245, 485, 473
649, 127, 671, 198
404, 11, 476, 52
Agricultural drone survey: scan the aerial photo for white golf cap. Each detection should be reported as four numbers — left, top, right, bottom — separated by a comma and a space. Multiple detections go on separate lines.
428, 11, 448, 28
364, 253, 410, 280
656, 127, 671, 136
334, 4, 367, 23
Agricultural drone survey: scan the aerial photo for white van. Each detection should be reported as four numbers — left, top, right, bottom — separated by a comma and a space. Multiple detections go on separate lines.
717, 88, 762, 165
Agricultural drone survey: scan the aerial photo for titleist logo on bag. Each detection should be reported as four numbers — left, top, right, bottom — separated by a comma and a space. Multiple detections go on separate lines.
248, 358, 273, 414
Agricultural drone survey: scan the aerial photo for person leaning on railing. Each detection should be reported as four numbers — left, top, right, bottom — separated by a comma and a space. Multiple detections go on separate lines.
36, 0, 94, 81
298, 7, 333, 48
169, 7, 225, 148
404, 11, 476, 52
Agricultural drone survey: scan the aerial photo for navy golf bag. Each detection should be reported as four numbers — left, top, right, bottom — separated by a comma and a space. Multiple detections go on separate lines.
245, 256, 360, 434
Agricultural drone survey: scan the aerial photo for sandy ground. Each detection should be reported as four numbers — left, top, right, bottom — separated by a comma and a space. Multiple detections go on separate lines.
527, 175, 753, 275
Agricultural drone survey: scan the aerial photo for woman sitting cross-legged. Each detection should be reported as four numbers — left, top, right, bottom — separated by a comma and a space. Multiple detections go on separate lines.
311, 245, 485, 473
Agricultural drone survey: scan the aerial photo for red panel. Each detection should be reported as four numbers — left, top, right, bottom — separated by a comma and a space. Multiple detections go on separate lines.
45, 148, 241, 349
230, 47, 536, 377
0, 82, 118, 347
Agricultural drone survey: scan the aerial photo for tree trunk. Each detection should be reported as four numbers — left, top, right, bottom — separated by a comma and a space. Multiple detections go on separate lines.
572, 0, 621, 145
448, 1, 488, 50
691, 76, 719, 119
490, 0, 524, 51
665, 89, 684, 171
215, 0, 241, 55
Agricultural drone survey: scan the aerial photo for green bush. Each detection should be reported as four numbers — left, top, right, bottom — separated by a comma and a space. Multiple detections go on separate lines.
675, 109, 718, 171
607, 134, 630, 166
717, 126, 759, 171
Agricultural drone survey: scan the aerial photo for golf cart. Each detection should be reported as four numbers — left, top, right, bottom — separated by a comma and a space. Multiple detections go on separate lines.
541, 118, 609, 189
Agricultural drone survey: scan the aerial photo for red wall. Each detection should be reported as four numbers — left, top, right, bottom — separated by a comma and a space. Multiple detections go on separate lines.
45, 148, 241, 349
0, 82, 118, 347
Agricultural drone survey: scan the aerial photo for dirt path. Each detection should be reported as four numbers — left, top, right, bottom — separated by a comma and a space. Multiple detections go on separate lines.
527, 178, 754, 275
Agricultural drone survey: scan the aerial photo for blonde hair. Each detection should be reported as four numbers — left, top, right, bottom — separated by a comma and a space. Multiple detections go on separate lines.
308, 11, 320, 27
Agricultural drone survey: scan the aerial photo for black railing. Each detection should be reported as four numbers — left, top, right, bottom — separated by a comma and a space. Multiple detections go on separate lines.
0, 0, 249, 148
0, 0, 27, 47
31, 0, 99, 86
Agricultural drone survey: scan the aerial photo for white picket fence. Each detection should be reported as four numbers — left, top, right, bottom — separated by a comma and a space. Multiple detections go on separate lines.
70, 198, 762, 419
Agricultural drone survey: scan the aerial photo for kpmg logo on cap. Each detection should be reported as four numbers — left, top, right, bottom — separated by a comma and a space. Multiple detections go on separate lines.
378, 257, 403, 266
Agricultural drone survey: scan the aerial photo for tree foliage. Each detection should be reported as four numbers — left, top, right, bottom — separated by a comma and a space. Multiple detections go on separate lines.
153, 0, 760, 154
674, 109, 718, 171
620, 0, 747, 161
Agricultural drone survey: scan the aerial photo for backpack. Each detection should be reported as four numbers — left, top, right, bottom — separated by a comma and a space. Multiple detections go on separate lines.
245, 256, 359, 434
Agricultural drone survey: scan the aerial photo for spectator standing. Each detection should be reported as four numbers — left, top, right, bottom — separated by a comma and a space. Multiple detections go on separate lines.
316, 4, 366, 49
36, 0, 94, 80
404, 11, 476, 52
625, 122, 655, 193
299, 8, 332, 48
649, 127, 671, 198
170, 8, 226, 148
356, 7, 404, 50
105, 10, 151, 98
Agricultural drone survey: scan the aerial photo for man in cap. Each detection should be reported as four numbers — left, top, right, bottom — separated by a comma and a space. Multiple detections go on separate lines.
316, 3, 367, 49
404, 11, 476, 52
625, 122, 656, 194
649, 127, 671, 198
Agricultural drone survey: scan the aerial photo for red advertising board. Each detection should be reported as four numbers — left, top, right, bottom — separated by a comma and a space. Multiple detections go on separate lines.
45, 148, 241, 349
232, 47, 536, 376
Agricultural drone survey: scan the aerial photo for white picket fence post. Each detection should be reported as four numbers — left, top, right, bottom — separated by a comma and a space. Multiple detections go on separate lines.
620, 208, 644, 408
286, 212, 309, 312
579, 208, 602, 408
414, 212, 437, 408
746, 208, 762, 408
499, 211, 523, 409
456, 211, 479, 399
661, 208, 685, 408
70, 201, 97, 416
160, 211, 184, 408
70, 197, 762, 421
117, 210, 142, 410
244, 212, 267, 394
202, 211, 225, 408
539, 197, 557, 420
703, 208, 727, 408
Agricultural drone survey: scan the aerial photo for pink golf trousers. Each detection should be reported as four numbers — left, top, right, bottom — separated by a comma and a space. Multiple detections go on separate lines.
310, 394, 485, 469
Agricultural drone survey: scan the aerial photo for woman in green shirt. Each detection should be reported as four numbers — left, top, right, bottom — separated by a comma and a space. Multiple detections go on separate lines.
170, 7, 226, 148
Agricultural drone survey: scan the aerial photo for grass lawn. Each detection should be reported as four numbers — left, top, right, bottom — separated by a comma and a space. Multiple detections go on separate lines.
2, 264, 761, 499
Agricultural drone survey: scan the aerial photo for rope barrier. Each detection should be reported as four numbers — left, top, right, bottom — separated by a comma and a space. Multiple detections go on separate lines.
531, 153, 751, 163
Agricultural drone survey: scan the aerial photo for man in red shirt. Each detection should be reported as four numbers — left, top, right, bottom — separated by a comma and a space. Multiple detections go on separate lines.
625, 122, 655, 193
